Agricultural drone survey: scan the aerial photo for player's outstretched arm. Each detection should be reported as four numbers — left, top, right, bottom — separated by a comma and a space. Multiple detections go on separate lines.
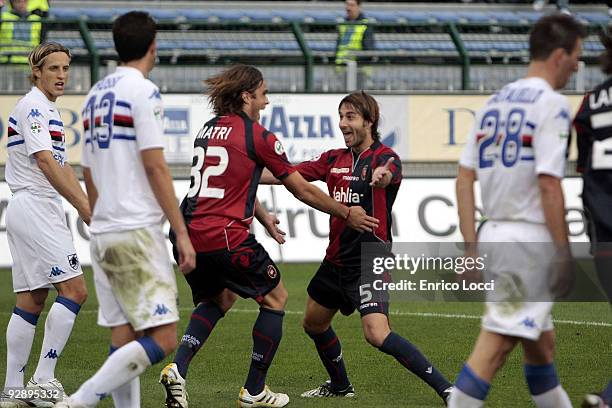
35, 150, 91, 225
456, 165, 477, 243
255, 198, 286, 244
260, 168, 281, 185
141, 148, 196, 274
281, 171, 379, 232
370, 157, 394, 188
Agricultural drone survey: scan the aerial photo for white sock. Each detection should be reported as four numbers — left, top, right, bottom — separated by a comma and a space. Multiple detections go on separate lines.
111, 377, 141, 408
532, 385, 572, 408
70, 341, 151, 407
4, 313, 36, 388
448, 387, 485, 408
33, 300, 78, 383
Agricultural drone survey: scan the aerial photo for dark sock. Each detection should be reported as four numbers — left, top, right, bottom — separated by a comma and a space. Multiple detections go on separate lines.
306, 326, 350, 391
244, 307, 284, 395
602, 380, 612, 404
379, 332, 452, 396
174, 302, 224, 378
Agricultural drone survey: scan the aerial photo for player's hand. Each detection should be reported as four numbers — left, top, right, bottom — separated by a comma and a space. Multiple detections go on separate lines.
261, 213, 286, 244
175, 231, 196, 275
370, 157, 394, 188
345, 206, 379, 233
551, 246, 575, 299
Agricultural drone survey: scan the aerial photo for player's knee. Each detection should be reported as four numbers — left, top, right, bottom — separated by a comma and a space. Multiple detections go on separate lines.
215, 290, 238, 313
363, 327, 386, 348
65, 285, 88, 305
302, 317, 327, 335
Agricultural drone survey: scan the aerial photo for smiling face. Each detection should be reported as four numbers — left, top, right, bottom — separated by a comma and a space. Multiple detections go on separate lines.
32, 51, 70, 102
339, 102, 373, 153
242, 79, 269, 122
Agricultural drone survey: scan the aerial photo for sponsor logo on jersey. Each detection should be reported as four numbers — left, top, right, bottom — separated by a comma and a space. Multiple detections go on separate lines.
342, 175, 359, 181
333, 186, 361, 204
361, 165, 368, 181
149, 89, 162, 100
274, 140, 285, 155
330, 167, 350, 174
359, 302, 379, 310
67, 253, 79, 270
30, 122, 42, 134
267, 264, 278, 279
27, 108, 42, 119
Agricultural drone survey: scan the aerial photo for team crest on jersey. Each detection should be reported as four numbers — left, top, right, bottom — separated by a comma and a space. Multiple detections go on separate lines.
361, 165, 369, 181
30, 122, 42, 134
67, 253, 79, 270
266, 264, 278, 279
274, 140, 285, 155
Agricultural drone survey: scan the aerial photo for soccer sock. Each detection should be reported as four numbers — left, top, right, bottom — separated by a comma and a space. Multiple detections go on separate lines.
379, 332, 452, 396
70, 337, 164, 406
306, 326, 351, 390
33, 296, 81, 383
524, 363, 571, 408
448, 364, 490, 408
109, 345, 140, 408
602, 380, 612, 404
174, 301, 224, 379
244, 307, 284, 396
4, 307, 38, 389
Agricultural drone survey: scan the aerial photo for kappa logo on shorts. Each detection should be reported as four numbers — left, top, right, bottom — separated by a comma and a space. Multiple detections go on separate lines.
67, 253, 79, 270
49, 266, 66, 277
266, 264, 278, 279
231, 248, 255, 268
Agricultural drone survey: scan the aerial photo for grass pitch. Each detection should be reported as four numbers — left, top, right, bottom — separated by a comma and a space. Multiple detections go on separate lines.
0, 264, 610, 407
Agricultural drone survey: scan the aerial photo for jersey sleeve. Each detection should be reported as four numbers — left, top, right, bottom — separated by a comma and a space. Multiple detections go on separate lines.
254, 130, 295, 180
17, 101, 52, 157
459, 121, 479, 170
533, 96, 570, 178
132, 82, 165, 151
295, 150, 333, 182
573, 93, 592, 174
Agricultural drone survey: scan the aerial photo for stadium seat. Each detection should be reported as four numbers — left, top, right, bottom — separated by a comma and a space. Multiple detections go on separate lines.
49, 7, 85, 20
396, 11, 435, 24
148, 9, 183, 22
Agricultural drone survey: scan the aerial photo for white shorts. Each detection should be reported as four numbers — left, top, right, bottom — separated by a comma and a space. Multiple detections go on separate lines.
478, 221, 555, 340
91, 225, 179, 331
7, 192, 83, 292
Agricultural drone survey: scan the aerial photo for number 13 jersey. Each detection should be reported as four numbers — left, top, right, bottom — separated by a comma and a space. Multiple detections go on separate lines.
180, 111, 295, 252
460, 77, 571, 224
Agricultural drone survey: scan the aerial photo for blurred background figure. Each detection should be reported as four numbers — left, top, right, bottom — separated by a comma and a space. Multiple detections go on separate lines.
335, 0, 374, 68
0, 0, 42, 64
533, 0, 570, 14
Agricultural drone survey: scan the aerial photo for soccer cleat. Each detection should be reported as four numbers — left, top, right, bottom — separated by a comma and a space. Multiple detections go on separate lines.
582, 393, 610, 408
0, 391, 36, 407
26, 378, 64, 408
441, 386, 454, 406
300, 380, 355, 398
237, 386, 289, 407
159, 363, 189, 408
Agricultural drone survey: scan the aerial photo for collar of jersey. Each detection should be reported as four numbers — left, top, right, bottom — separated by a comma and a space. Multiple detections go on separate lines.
346, 140, 381, 154
30, 86, 55, 107
115, 66, 144, 78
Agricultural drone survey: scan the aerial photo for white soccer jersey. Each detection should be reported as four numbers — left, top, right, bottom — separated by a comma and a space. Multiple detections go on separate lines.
81, 66, 165, 234
5, 87, 67, 197
460, 77, 570, 224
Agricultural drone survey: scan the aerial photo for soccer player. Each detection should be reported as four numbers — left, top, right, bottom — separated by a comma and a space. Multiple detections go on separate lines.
54, 11, 196, 408
158, 64, 379, 408
0, 41, 90, 408
261, 91, 454, 404
573, 30, 612, 408
452, 14, 585, 408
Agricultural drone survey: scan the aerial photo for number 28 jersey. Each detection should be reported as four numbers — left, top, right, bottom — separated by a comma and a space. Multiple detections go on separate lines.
460, 77, 570, 224
180, 112, 295, 252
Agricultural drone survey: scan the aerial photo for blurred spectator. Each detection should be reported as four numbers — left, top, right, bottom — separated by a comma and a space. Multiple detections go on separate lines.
0, 0, 42, 64
335, 0, 375, 67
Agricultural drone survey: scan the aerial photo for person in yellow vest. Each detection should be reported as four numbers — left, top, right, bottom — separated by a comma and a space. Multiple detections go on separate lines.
0, 0, 42, 64
335, 0, 375, 67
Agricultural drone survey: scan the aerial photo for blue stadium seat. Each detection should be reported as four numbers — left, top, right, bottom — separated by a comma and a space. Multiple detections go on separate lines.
242, 10, 276, 22
366, 10, 403, 24
148, 9, 182, 22
576, 12, 610, 25
430, 11, 461, 23
308, 40, 335, 52
461, 11, 493, 24
182, 10, 210, 21
208, 10, 245, 22
84, 8, 117, 21
303, 10, 343, 24
273, 10, 306, 23
488, 11, 521, 24
49, 7, 85, 20
514, 11, 544, 23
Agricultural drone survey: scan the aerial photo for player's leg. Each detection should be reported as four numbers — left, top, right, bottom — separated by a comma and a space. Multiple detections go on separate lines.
109, 324, 141, 408
31, 275, 87, 385
449, 329, 518, 408
362, 312, 453, 403
3, 289, 47, 393
521, 330, 572, 408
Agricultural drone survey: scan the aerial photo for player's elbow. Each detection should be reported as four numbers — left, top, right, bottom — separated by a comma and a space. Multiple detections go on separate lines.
538, 174, 562, 197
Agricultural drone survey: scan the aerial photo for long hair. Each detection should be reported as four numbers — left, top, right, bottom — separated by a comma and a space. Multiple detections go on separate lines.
28, 42, 71, 85
205, 65, 263, 116
339, 91, 380, 141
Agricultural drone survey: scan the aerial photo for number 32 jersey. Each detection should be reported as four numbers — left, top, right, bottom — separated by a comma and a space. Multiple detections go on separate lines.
460, 77, 570, 224
81, 66, 166, 234
180, 111, 295, 252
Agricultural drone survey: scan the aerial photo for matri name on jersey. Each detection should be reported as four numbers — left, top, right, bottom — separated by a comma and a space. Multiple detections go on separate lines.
195, 125, 233, 140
